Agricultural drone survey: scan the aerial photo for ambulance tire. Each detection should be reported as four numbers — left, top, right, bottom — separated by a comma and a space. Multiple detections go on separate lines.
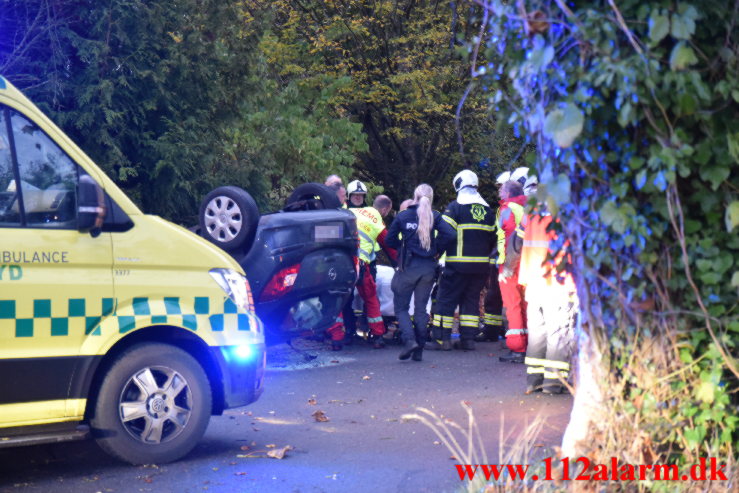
91, 343, 212, 465
285, 183, 341, 210
199, 186, 260, 253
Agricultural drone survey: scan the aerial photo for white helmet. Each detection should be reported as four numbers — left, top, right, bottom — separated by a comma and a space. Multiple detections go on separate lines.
347, 180, 367, 195
510, 167, 530, 185
495, 171, 511, 184
453, 169, 479, 192
523, 175, 538, 196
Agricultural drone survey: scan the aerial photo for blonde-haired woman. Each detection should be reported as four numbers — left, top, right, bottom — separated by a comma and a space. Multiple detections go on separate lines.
386, 184, 456, 361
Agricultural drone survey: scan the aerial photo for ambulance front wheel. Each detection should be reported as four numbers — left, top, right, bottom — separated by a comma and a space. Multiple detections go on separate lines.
90, 343, 212, 464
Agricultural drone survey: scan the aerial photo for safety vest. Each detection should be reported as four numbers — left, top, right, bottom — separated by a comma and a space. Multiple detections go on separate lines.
495, 200, 525, 264
441, 201, 495, 273
518, 213, 575, 293
351, 207, 386, 263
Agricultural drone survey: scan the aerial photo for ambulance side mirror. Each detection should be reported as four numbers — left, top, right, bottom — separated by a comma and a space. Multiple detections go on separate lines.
77, 175, 105, 238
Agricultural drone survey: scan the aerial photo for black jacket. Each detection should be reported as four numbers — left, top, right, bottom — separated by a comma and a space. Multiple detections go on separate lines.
441, 200, 495, 273
386, 205, 456, 269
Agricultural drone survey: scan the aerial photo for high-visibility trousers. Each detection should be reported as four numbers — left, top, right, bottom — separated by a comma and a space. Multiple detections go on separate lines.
499, 271, 527, 352
432, 267, 487, 340
356, 262, 385, 336
525, 292, 577, 390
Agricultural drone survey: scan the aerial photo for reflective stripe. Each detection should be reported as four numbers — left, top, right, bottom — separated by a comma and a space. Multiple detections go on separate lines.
367, 316, 383, 324
505, 328, 528, 336
524, 357, 570, 371
79, 206, 105, 213
544, 370, 569, 379
526, 367, 545, 374
442, 215, 458, 229
458, 224, 495, 232
484, 314, 503, 325
446, 256, 490, 263
459, 320, 478, 328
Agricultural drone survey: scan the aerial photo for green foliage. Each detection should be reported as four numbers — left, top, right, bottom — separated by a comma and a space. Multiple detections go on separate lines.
258, 0, 525, 205
477, 0, 738, 472
0, 0, 367, 221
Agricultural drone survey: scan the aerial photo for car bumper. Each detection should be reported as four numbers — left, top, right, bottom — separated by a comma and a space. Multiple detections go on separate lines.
212, 343, 266, 410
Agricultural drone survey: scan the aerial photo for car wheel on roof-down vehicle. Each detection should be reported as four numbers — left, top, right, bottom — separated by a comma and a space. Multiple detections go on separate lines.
199, 186, 260, 252
284, 183, 341, 211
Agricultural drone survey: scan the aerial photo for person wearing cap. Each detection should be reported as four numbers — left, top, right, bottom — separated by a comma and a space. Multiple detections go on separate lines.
427, 170, 495, 351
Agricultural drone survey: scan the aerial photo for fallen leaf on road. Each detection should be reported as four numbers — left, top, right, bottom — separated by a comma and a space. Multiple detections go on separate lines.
266, 444, 276, 448
312, 410, 329, 422
212, 467, 219, 471
266, 445, 293, 459
308, 398, 317, 405
362, 375, 371, 380
330, 360, 340, 363
234, 472, 247, 476
240, 445, 250, 451
450, 456, 457, 461
433, 441, 440, 445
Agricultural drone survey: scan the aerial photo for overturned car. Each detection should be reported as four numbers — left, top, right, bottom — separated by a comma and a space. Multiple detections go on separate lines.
195, 183, 358, 341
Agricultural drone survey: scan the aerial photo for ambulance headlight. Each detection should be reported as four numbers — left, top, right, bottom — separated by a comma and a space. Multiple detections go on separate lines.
209, 268, 254, 311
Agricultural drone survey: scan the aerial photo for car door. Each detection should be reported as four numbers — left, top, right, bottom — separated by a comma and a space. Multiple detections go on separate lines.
0, 104, 114, 426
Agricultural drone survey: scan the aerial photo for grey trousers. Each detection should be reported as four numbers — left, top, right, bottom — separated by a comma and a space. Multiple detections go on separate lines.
391, 258, 437, 347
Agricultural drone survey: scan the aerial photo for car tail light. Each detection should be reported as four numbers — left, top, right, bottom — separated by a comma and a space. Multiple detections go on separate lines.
261, 264, 301, 302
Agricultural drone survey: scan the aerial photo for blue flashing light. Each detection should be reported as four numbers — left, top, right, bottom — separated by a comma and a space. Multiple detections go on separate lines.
0, 77, 5, 89
223, 344, 255, 364
233, 344, 254, 361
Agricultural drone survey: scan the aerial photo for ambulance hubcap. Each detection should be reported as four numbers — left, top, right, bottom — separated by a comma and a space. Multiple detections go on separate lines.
118, 366, 194, 444
204, 196, 242, 242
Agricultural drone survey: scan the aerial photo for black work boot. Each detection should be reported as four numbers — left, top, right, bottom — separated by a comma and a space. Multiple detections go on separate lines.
411, 347, 423, 361
398, 340, 419, 360
454, 338, 475, 350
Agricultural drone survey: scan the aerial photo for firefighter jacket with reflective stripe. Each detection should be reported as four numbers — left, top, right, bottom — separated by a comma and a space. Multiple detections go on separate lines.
441, 200, 495, 273
350, 207, 397, 264
495, 195, 526, 265
517, 213, 575, 294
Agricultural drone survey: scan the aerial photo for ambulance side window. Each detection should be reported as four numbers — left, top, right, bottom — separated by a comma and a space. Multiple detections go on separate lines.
0, 108, 20, 226
7, 108, 78, 229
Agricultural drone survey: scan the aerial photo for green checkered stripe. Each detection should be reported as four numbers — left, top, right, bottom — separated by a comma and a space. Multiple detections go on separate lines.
0, 296, 252, 338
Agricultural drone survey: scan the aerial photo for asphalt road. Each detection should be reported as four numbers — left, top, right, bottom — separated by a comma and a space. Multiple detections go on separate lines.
0, 338, 573, 493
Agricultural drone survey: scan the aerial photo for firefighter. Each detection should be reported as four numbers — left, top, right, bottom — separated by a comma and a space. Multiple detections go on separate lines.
427, 170, 496, 351
512, 207, 578, 394
387, 184, 456, 361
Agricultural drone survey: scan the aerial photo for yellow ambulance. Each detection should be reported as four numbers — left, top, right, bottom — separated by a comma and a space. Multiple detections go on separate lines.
0, 75, 265, 464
